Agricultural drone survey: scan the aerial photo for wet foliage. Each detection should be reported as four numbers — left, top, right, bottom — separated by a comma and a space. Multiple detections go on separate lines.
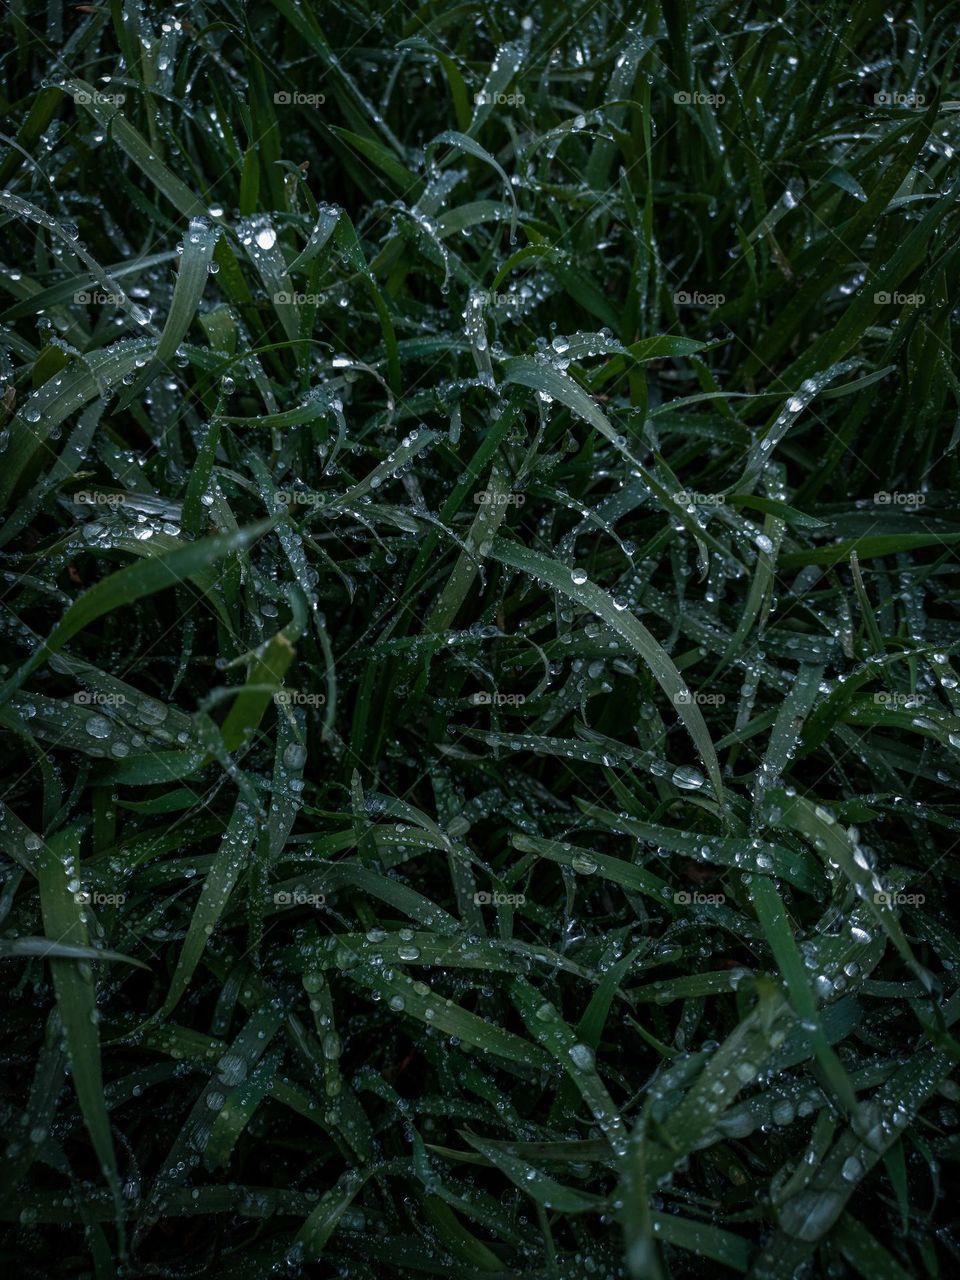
1, 1, 959, 1276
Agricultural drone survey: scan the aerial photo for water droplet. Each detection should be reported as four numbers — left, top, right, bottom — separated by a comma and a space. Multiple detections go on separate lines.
568, 1043, 595, 1070
672, 765, 705, 791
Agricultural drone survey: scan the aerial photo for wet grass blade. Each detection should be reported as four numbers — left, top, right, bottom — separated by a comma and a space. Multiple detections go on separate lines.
37, 826, 124, 1247
490, 538, 726, 806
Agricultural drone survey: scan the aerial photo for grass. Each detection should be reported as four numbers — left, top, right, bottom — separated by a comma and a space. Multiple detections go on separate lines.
1, 1, 959, 1276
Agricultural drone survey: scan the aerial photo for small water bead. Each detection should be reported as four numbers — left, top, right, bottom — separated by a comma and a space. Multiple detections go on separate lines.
84, 715, 112, 740
672, 765, 705, 791
841, 1156, 863, 1182
771, 1099, 796, 1126
568, 1043, 595, 1070
283, 742, 308, 770
570, 567, 589, 586
139, 700, 167, 725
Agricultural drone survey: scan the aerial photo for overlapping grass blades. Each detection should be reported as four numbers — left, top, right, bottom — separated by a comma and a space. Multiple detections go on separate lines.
1, 2, 959, 1278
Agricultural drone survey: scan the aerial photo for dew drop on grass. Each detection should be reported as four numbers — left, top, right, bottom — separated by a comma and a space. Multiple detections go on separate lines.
841, 1155, 863, 1182
568, 1043, 595, 1069
672, 765, 705, 791
84, 715, 111, 740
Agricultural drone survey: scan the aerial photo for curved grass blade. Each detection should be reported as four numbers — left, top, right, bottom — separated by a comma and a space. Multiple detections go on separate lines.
490, 538, 726, 806
37, 825, 124, 1246
0, 521, 273, 706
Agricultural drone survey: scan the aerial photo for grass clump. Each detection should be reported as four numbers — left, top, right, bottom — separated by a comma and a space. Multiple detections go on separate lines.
1, 2, 959, 1277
